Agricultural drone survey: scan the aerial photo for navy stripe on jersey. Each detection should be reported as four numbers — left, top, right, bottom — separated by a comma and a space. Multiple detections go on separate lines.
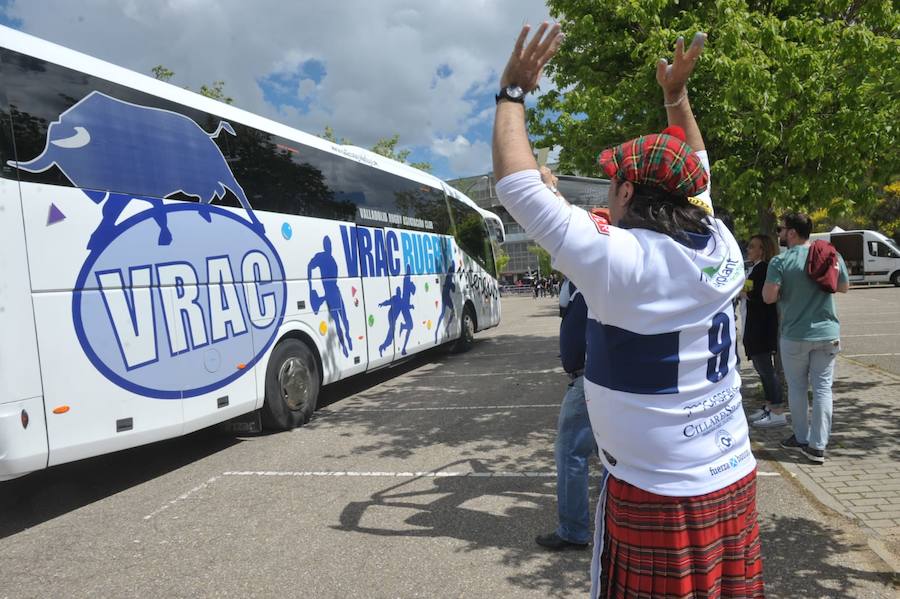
586, 320, 680, 394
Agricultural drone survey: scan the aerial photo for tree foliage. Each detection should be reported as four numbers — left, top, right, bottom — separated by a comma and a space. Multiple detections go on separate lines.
320, 128, 432, 172
528, 243, 561, 277
151, 65, 233, 104
532, 0, 899, 237
495, 247, 511, 273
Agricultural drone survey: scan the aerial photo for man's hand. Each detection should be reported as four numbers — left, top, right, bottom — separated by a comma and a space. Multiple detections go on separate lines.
500, 22, 563, 92
655, 32, 706, 101
539, 166, 558, 189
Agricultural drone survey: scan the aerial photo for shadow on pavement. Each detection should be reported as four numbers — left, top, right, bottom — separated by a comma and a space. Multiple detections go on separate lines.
334, 458, 592, 598
308, 332, 562, 470
760, 515, 894, 598
0, 429, 240, 540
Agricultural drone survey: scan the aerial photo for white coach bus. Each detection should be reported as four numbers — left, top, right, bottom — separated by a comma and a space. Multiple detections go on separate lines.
0, 27, 501, 480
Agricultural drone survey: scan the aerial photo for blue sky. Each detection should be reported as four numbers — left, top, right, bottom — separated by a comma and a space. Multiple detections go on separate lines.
0, 0, 557, 180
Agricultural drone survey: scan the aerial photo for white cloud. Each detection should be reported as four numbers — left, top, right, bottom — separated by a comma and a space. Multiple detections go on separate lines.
432, 134, 492, 176
5, 0, 556, 177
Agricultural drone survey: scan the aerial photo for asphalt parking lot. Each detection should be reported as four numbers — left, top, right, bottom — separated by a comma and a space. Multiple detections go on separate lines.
1, 293, 897, 598
833, 285, 900, 377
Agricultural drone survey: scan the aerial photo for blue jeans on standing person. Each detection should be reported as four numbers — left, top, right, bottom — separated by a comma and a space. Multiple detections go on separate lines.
779, 338, 839, 451
555, 375, 597, 544
750, 352, 782, 407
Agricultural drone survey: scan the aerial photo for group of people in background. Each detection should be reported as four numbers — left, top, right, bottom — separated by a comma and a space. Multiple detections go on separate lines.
530, 274, 560, 298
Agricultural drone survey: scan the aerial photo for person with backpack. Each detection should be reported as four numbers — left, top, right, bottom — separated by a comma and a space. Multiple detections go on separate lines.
762, 212, 849, 463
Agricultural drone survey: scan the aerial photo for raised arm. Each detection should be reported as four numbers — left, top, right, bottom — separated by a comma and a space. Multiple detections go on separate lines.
492, 22, 563, 180
656, 33, 706, 152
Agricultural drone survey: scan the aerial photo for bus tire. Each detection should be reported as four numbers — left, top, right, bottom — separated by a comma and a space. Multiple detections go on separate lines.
452, 305, 476, 353
261, 338, 321, 431
891, 271, 900, 287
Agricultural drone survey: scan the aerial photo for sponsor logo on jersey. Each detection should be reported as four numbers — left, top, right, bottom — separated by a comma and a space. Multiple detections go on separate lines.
702, 256, 744, 288
709, 449, 751, 477
589, 212, 610, 235
716, 429, 735, 454
12, 93, 286, 398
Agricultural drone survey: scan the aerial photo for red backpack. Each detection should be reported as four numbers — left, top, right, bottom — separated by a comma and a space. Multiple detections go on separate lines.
805, 240, 840, 293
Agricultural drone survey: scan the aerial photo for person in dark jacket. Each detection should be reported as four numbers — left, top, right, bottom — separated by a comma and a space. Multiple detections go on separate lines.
743, 234, 785, 428
535, 276, 597, 550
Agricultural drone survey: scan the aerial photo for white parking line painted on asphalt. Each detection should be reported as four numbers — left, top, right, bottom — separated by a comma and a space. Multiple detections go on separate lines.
757, 471, 781, 477
322, 404, 559, 413
843, 353, 900, 358
143, 476, 220, 521
840, 333, 900, 338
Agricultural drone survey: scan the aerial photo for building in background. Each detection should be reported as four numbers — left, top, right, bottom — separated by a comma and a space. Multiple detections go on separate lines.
448, 170, 610, 284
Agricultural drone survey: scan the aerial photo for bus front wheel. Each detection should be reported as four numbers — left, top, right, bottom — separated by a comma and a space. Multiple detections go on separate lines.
261, 338, 321, 431
453, 305, 476, 353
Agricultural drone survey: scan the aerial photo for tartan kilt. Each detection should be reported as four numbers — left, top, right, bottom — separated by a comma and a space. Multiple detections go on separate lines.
599, 470, 764, 598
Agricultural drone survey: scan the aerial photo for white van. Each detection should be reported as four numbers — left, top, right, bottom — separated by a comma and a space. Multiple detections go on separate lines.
810, 229, 900, 286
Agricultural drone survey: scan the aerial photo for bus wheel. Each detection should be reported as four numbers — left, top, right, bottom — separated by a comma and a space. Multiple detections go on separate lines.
453, 306, 476, 353
261, 339, 320, 431
891, 271, 900, 287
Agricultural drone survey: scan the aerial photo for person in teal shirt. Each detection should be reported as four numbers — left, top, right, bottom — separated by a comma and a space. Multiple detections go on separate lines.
763, 212, 849, 463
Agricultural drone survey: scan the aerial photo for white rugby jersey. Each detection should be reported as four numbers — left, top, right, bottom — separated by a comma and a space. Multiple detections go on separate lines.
496, 153, 755, 496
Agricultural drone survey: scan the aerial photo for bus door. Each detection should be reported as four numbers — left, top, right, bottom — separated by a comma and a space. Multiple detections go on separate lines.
434, 236, 464, 345
180, 275, 260, 434
20, 186, 184, 466
355, 225, 395, 370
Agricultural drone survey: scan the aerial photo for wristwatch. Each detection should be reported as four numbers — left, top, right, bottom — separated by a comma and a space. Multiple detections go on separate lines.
495, 85, 525, 105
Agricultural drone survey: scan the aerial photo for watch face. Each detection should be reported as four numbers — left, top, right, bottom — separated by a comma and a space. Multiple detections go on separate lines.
506, 86, 524, 99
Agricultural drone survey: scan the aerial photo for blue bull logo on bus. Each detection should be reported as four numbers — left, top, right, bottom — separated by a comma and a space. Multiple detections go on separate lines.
10, 92, 286, 398
9, 91, 264, 251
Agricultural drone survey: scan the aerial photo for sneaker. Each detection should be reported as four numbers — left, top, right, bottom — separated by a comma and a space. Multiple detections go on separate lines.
780, 435, 808, 451
752, 411, 788, 428
748, 407, 770, 423
802, 447, 826, 464
535, 532, 589, 551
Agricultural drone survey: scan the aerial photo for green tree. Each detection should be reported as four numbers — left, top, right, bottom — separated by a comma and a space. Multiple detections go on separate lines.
370, 134, 433, 172
151, 65, 233, 104
527, 244, 559, 277
199, 81, 233, 105
321, 127, 433, 172
320, 125, 352, 145
533, 0, 899, 237
495, 248, 511, 273
151, 65, 174, 82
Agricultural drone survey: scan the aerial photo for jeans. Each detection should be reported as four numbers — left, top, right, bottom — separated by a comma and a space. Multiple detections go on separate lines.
779, 337, 839, 450
555, 376, 597, 543
750, 352, 782, 406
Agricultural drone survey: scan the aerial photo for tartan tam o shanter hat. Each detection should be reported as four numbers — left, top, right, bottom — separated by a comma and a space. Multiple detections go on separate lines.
597, 126, 708, 197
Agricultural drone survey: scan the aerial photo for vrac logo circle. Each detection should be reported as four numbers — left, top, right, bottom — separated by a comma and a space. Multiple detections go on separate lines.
72, 203, 286, 398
